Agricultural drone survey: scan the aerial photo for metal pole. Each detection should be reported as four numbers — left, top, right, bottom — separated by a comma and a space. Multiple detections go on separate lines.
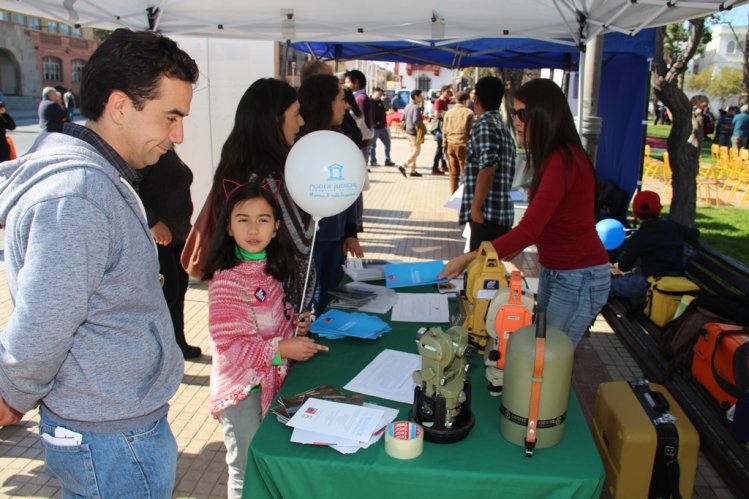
580, 34, 604, 168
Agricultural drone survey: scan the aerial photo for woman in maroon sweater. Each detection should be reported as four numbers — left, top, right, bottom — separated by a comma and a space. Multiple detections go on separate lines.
440, 79, 610, 346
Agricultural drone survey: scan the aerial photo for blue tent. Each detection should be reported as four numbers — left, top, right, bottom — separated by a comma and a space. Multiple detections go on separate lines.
294, 30, 655, 197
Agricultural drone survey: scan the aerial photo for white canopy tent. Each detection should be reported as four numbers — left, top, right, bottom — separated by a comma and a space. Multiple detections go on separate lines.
3, 0, 745, 205
1, 0, 745, 44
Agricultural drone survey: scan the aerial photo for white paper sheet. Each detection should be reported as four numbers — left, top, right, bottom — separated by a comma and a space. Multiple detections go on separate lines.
344, 349, 421, 404
343, 282, 399, 314
286, 398, 385, 443
390, 293, 450, 323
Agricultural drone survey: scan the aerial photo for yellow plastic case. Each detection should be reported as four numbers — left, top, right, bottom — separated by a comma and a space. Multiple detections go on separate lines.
592, 381, 700, 499
644, 276, 700, 327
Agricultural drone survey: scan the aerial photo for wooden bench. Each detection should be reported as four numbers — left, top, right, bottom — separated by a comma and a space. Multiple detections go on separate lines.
601, 242, 749, 497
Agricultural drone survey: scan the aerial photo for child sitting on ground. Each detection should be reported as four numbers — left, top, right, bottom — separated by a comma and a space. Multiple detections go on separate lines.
203, 180, 328, 499
610, 190, 700, 299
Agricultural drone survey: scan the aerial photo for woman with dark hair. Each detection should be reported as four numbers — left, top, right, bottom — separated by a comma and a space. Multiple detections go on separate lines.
208, 78, 313, 309
440, 78, 610, 347
341, 86, 363, 149
298, 74, 364, 312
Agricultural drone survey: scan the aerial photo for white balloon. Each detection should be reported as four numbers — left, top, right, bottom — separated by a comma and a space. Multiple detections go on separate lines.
285, 130, 366, 219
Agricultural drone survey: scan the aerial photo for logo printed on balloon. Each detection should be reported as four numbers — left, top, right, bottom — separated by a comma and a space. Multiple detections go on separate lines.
305, 163, 360, 200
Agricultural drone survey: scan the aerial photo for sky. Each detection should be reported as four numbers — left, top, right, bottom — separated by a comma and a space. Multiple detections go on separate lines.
716, 4, 749, 26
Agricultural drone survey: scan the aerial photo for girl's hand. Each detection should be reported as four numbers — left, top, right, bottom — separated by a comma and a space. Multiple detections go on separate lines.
438, 251, 476, 280
293, 311, 312, 336
279, 336, 329, 362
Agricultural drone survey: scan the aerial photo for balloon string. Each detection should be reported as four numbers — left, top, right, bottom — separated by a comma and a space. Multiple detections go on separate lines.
295, 217, 320, 337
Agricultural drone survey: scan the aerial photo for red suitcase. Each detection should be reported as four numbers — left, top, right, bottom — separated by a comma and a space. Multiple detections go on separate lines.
691, 322, 749, 409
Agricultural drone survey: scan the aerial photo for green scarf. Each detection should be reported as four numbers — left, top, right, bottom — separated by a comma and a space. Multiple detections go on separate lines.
235, 246, 267, 261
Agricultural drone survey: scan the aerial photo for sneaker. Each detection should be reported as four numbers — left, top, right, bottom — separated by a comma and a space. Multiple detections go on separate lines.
398, 166, 408, 178
370, 161, 378, 167
410, 171, 422, 177
384, 160, 395, 166
431, 169, 445, 175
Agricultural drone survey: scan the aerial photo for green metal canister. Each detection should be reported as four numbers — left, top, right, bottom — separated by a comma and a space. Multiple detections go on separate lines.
499, 312, 573, 452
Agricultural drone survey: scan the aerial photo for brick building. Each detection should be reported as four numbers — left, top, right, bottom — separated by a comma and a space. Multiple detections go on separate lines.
0, 9, 101, 108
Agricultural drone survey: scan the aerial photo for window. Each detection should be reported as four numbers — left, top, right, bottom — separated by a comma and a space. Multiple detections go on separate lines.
11, 13, 26, 26
71, 59, 85, 83
1, 11, 11, 22
60, 24, 71, 36
416, 75, 431, 92
727, 40, 736, 54
28, 17, 40, 30
46, 20, 58, 33
42, 56, 62, 81
73, 26, 82, 37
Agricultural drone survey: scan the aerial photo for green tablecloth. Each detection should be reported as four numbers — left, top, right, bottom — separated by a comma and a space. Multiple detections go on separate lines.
245, 292, 604, 499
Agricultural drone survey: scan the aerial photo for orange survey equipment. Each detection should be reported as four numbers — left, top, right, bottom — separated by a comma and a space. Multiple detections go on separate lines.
493, 271, 532, 370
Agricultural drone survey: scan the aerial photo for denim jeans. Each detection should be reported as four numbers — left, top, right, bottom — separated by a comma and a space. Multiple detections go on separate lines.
369, 127, 392, 164
39, 410, 177, 499
610, 271, 649, 299
219, 394, 262, 499
312, 238, 346, 313
538, 263, 611, 346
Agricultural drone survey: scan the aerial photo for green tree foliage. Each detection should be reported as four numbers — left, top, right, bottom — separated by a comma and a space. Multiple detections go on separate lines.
685, 67, 713, 94
711, 67, 744, 107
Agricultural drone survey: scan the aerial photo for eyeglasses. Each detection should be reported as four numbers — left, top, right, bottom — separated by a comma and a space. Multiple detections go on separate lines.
510, 108, 528, 123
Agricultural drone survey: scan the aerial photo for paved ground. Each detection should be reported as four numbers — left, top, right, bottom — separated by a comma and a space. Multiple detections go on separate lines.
0, 129, 737, 498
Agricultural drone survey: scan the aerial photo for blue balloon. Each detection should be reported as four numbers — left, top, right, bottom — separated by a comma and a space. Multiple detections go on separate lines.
596, 218, 626, 251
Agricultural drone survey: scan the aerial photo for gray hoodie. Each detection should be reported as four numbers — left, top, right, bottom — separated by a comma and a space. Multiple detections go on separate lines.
0, 132, 184, 432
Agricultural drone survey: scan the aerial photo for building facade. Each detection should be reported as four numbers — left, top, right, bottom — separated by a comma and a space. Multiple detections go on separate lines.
0, 9, 101, 107
690, 23, 747, 107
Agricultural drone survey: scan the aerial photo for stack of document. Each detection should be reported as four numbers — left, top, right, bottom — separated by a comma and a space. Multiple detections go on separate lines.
311, 309, 391, 339
343, 258, 394, 281
384, 260, 448, 288
287, 397, 399, 454
327, 286, 378, 310
328, 282, 398, 314
270, 385, 364, 424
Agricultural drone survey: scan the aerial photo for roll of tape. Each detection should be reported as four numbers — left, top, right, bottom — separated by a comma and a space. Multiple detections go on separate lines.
384, 421, 423, 459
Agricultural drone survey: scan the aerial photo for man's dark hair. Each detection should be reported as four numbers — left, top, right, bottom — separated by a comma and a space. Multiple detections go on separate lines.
410, 89, 422, 99
80, 28, 199, 121
344, 69, 366, 89
455, 91, 469, 103
474, 76, 504, 111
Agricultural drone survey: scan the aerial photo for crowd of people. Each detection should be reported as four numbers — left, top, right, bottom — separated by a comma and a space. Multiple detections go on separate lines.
1, 27, 688, 498
654, 100, 749, 149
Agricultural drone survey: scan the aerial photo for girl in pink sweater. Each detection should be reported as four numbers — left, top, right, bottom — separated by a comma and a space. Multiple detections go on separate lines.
203, 181, 328, 498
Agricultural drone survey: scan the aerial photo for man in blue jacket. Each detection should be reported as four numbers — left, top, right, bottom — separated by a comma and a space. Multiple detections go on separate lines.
0, 29, 198, 498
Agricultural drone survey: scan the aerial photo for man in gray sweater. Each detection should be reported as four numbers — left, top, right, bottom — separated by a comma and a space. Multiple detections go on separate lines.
0, 29, 198, 497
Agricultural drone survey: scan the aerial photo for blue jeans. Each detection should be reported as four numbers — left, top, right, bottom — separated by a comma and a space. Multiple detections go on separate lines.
39, 410, 177, 499
312, 238, 346, 313
369, 127, 392, 164
219, 393, 262, 499
610, 272, 649, 299
538, 263, 611, 347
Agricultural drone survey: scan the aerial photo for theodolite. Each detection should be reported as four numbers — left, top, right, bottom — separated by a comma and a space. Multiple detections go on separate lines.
410, 326, 475, 443
458, 242, 508, 352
